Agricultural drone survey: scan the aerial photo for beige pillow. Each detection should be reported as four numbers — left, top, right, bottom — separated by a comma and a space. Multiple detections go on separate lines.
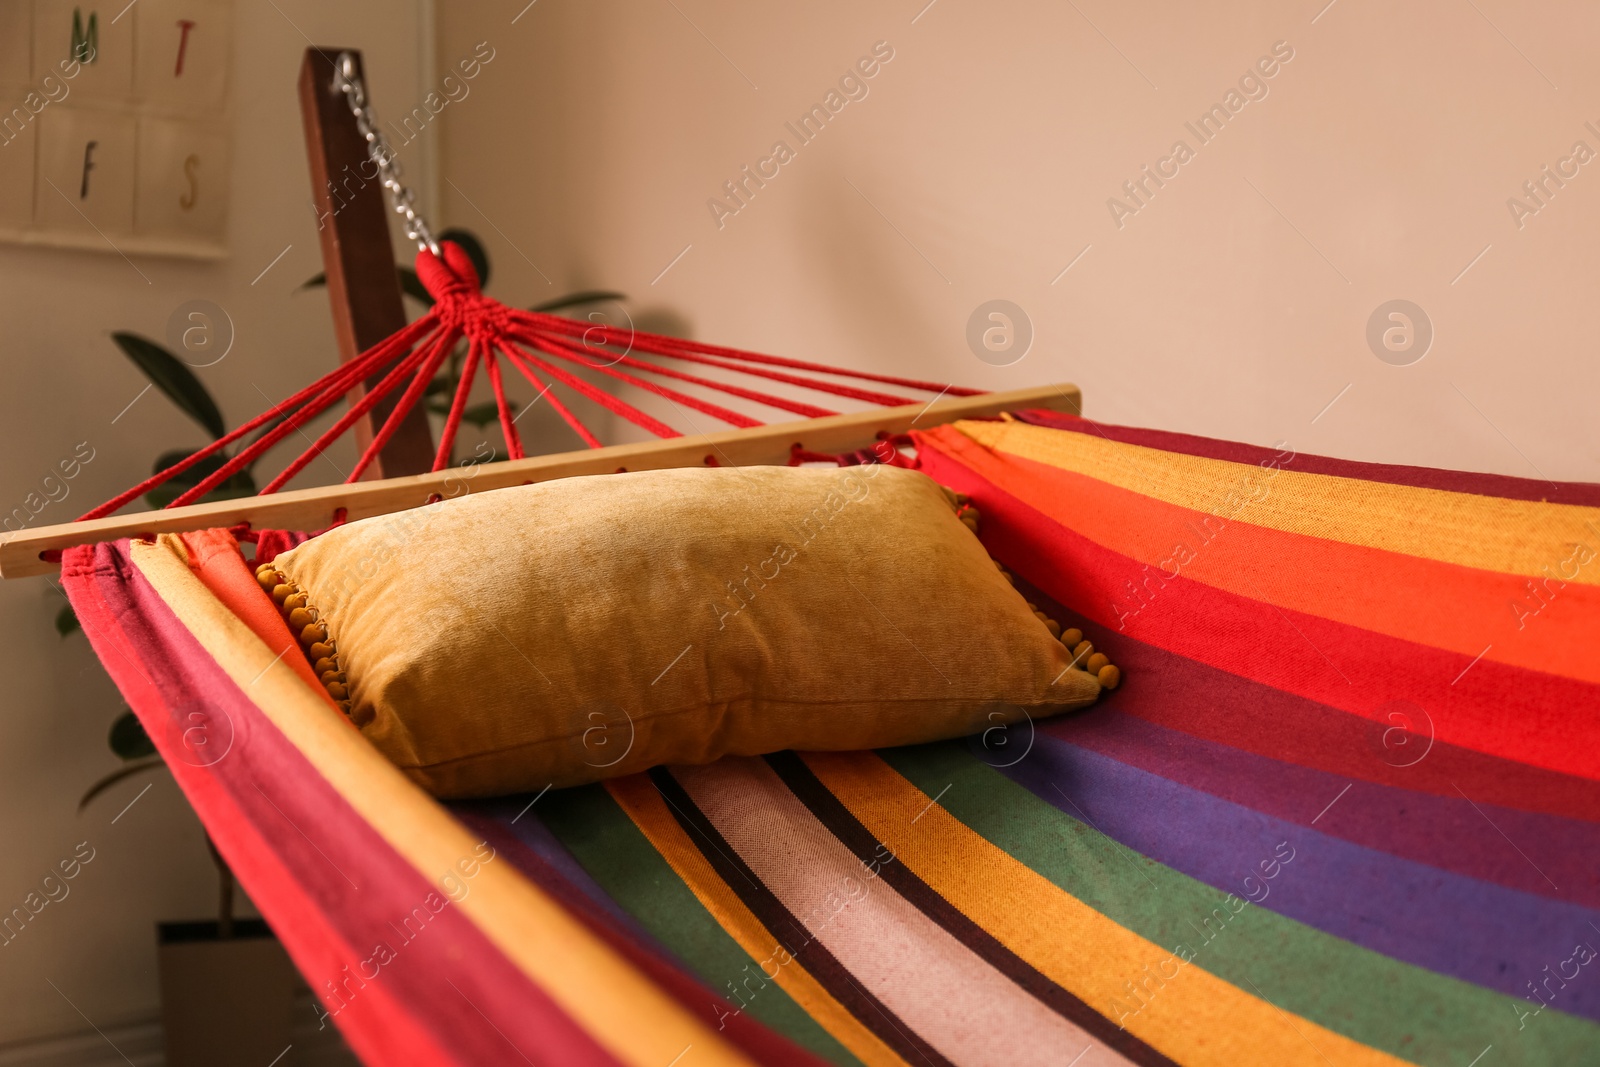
259, 464, 1100, 797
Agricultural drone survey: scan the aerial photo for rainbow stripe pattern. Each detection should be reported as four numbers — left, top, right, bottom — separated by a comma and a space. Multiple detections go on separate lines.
63, 413, 1600, 1066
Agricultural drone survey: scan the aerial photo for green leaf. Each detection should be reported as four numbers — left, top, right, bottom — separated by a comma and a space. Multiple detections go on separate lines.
78, 758, 165, 812
111, 332, 227, 440
109, 710, 156, 760
145, 449, 257, 509
398, 266, 434, 307
461, 400, 513, 429
55, 602, 80, 637
531, 291, 627, 315
242, 413, 288, 472
303, 266, 437, 307
439, 228, 491, 289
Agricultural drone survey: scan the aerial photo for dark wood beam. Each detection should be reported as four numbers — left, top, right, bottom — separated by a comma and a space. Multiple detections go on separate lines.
298, 47, 435, 479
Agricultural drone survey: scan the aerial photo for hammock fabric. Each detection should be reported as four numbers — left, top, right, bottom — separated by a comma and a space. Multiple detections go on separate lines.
61, 413, 1600, 1067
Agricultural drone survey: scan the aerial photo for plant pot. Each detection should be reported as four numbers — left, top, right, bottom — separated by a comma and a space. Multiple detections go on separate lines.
157, 919, 295, 1067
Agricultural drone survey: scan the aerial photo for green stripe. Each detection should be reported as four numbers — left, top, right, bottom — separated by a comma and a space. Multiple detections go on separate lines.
880, 742, 1600, 1066
536, 782, 863, 1067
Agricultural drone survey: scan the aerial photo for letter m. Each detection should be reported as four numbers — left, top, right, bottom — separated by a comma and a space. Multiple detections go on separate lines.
72, 8, 99, 64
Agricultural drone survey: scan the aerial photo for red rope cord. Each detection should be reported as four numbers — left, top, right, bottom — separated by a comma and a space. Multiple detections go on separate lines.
520, 309, 980, 396
528, 318, 923, 406
534, 336, 837, 420
348, 325, 460, 483
170, 361, 395, 508
78, 240, 984, 526
432, 338, 481, 472
637, 343, 921, 406
516, 330, 762, 430
523, 316, 916, 406
483, 346, 524, 461
495, 344, 603, 449
257, 323, 448, 494
176, 322, 453, 506
499, 343, 681, 439
79, 314, 440, 519
154, 322, 449, 508
790, 447, 849, 465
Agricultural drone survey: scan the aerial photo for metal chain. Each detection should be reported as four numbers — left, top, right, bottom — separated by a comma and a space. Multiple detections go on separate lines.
332, 51, 439, 255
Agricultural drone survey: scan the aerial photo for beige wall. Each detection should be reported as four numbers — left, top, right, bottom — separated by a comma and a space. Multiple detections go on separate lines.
0, 0, 431, 1047
435, 0, 1598, 480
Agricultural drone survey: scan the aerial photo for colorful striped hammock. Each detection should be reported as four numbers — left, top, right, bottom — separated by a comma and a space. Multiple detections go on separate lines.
62, 411, 1600, 1066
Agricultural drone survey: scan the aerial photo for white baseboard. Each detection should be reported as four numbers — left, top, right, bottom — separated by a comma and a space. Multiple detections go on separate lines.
0, 995, 359, 1067
0, 1020, 163, 1067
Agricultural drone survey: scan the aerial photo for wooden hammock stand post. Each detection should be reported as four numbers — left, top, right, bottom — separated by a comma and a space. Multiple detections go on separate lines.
298, 47, 436, 480
0, 47, 1081, 580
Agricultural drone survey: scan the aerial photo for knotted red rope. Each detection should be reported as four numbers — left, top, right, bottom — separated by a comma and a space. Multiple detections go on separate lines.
80, 241, 979, 520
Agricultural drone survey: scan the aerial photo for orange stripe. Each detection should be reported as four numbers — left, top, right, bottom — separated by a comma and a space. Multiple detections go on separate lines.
178, 530, 339, 703
605, 774, 909, 1067
946, 420, 1600, 584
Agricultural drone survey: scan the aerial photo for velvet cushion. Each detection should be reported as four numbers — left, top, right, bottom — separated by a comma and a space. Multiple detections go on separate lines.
263, 464, 1100, 797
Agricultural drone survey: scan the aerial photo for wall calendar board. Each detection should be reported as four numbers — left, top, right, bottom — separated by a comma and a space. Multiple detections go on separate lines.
0, 0, 233, 259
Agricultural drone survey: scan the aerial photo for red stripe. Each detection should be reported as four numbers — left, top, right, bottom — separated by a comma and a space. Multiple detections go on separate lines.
915, 432, 1600, 786
920, 478, 1600, 825
932, 440, 1600, 681
63, 545, 459, 1067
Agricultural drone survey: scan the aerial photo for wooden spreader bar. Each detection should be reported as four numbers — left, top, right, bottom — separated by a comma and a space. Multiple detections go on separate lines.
0, 385, 1081, 578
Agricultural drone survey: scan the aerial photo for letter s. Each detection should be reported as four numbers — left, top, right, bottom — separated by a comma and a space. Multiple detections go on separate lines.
1271, 40, 1294, 62
872, 40, 895, 62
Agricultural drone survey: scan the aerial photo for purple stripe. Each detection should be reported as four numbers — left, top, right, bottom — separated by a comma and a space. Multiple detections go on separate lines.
1002, 733, 1600, 1017
1015, 410, 1600, 506
1057, 708, 1600, 908
451, 798, 666, 950
86, 542, 620, 1067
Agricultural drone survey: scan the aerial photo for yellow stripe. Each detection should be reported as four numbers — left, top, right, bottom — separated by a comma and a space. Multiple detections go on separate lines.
130, 537, 752, 1067
802, 750, 1411, 1067
606, 774, 908, 1067
953, 419, 1600, 583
